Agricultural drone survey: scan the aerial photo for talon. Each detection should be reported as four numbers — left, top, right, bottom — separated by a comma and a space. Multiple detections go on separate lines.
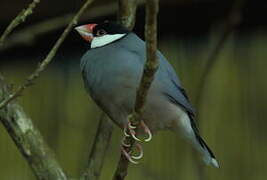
130, 129, 142, 142
141, 121, 152, 142
132, 143, 143, 160
121, 137, 131, 147
123, 126, 130, 137
128, 121, 136, 129
127, 115, 136, 129
121, 147, 139, 164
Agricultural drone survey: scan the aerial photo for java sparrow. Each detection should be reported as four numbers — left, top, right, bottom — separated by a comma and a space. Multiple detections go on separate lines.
75, 22, 219, 168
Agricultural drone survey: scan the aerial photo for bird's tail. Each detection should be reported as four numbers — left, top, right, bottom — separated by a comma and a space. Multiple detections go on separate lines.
173, 110, 219, 168
194, 134, 219, 168
186, 114, 219, 168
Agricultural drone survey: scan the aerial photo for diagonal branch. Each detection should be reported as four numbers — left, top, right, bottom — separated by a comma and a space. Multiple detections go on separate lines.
0, 0, 95, 110
0, 2, 118, 52
0, 0, 95, 179
80, 114, 114, 180
0, 75, 67, 180
0, 0, 40, 46
112, 0, 159, 179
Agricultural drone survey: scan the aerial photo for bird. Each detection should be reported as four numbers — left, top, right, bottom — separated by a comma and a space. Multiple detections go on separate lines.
75, 21, 219, 168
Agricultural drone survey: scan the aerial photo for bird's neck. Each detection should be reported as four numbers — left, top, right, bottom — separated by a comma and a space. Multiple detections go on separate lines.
91, 34, 127, 48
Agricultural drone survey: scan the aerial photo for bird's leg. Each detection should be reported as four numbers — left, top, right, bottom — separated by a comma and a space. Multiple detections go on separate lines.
121, 117, 152, 163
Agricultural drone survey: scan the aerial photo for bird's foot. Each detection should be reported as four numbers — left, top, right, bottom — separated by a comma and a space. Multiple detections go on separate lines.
121, 142, 143, 164
123, 120, 152, 142
121, 118, 152, 164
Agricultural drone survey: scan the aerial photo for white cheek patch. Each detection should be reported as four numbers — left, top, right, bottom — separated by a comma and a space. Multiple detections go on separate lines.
91, 34, 126, 48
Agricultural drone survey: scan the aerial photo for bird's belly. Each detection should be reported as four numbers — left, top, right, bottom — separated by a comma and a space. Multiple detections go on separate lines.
100, 89, 179, 133
87, 71, 181, 133
141, 95, 179, 132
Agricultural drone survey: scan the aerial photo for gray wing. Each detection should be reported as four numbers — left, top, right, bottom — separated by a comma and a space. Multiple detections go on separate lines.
157, 51, 195, 116
123, 34, 195, 115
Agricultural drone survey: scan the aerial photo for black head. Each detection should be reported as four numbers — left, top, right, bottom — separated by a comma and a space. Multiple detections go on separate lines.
92, 22, 130, 37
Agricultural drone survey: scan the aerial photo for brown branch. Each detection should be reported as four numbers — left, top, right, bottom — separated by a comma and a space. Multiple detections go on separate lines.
0, 0, 95, 110
117, 0, 138, 30
112, 0, 159, 180
0, 0, 96, 179
0, 0, 40, 46
80, 113, 114, 180
0, 75, 67, 180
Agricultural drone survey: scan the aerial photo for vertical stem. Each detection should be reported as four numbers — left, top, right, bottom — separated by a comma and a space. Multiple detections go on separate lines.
81, 113, 113, 180
112, 0, 159, 180
117, 0, 138, 30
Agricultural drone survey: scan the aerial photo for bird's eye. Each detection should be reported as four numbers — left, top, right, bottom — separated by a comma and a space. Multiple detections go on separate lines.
96, 29, 107, 36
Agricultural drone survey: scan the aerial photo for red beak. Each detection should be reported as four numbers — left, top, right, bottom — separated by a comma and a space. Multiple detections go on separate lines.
75, 24, 97, 42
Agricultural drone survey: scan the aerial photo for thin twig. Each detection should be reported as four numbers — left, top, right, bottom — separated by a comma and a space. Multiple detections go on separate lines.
80, 113, 114, 180
0, 0, 40, 46
0, 0, 95, 110
112, 0, 159, 179
0, 75, 67, 180
0, 2, 118, 51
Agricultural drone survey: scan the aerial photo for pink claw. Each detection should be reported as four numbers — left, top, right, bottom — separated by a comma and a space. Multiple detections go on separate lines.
131, 143, 143, 160
129, 128, 142, 142
140, 121, 152, 142
121, 147, 139, 164
128, 121, 136, 129
123, 125, 130, 137
121, 137, 130, 147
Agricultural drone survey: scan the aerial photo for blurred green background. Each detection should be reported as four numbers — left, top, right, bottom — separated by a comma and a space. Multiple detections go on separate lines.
1, 0, 267, 180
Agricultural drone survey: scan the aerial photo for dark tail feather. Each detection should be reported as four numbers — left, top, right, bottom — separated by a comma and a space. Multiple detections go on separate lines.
188, 113, 219, 168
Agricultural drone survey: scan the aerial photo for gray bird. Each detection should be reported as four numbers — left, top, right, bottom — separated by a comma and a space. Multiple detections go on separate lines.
75, 22, 219, 168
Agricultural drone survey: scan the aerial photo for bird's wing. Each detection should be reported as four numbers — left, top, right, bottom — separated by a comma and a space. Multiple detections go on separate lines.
117, 33, 195, 115
157, 51, 195, 116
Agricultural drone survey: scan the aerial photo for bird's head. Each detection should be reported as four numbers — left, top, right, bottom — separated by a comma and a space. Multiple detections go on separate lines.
75, 21, 129, 48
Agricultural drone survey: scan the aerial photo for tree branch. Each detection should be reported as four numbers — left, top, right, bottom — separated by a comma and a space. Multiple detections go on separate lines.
117, 0, 138, 30
112, 0, 159, 179
0, 0, 95, 110
0, 2, 118, 51
0, 75, 67, 180
0, 0, 96, 179
0, 0, 40, 46
80, 114, 114, 180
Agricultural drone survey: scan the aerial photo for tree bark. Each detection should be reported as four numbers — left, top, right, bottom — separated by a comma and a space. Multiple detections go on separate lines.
0, 75, 67, 180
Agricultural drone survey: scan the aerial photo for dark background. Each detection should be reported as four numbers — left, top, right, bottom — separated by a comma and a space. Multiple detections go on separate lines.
0, 0, 267, 180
